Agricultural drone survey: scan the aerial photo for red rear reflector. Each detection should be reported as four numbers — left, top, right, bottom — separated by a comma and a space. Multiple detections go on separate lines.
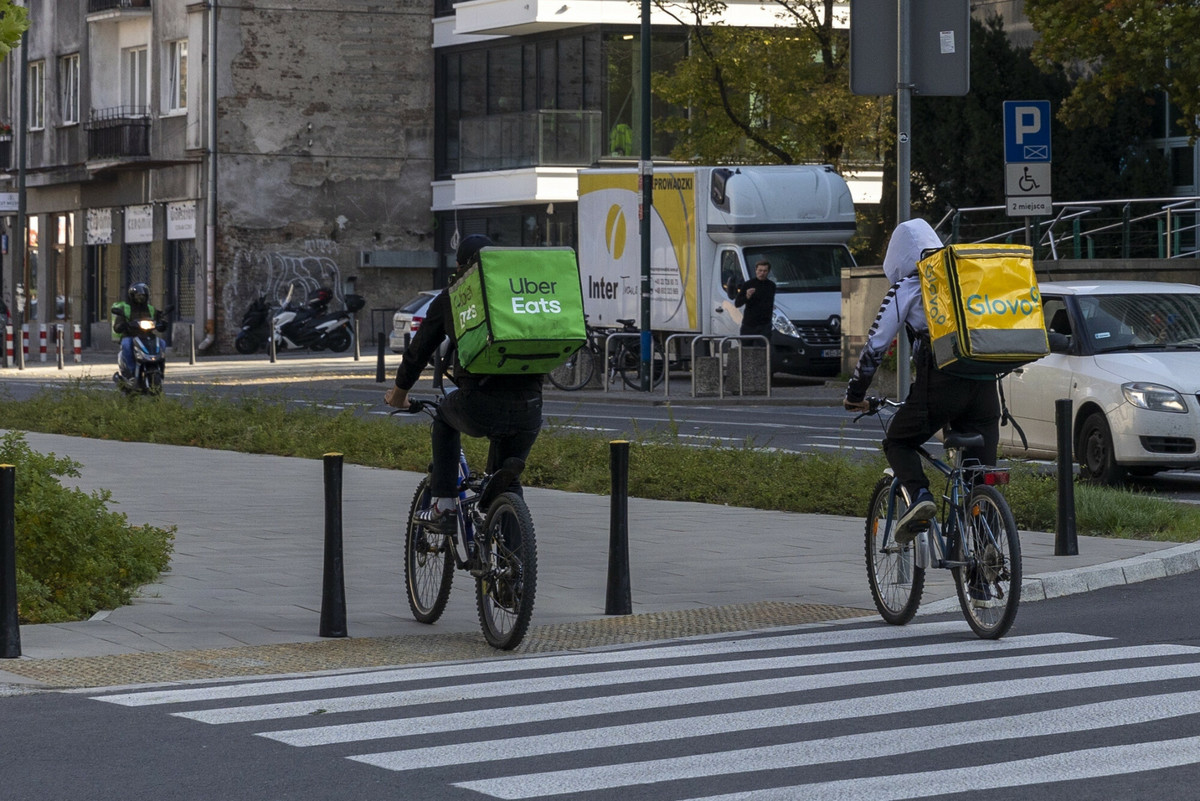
982, 471, 1009, 485
411, 316, 423, 332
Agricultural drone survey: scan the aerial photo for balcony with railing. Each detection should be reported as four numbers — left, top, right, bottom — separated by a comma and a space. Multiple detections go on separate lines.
458, 110, 602, 173
86, 107, 150, 161
88, 0, 150, 12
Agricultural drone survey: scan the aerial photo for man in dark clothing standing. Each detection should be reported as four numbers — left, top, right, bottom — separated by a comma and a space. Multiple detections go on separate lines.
383, 234, 543, 536
735, 260, 776, 344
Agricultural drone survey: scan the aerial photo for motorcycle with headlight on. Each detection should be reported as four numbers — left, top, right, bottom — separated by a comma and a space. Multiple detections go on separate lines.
114, 317, 168, 395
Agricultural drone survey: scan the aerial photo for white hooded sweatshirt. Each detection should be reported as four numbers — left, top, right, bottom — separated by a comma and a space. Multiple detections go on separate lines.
846, 218, 943, 402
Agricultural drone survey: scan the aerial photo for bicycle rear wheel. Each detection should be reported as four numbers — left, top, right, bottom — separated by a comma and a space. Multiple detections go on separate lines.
404, 476, 454, 624
865, 476, 925, 625
475, 492, 537, 650
953, 484, 1021, 639
547, 345, 596, 390
617, 339, 666, 390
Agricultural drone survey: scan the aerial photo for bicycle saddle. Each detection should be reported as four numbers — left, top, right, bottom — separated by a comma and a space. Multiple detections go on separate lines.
943, 430, 985, 450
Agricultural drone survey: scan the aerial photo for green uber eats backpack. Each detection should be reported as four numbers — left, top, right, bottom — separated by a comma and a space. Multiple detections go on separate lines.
449, 246, 587, 374
917, 243, 1050, 377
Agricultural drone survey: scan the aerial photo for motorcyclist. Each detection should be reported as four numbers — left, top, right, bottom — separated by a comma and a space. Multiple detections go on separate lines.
384, 234, 543, 540
111, 282, 166, 381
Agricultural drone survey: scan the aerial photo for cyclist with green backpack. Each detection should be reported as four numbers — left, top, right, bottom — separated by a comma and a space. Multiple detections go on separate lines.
384, 234, 544, 536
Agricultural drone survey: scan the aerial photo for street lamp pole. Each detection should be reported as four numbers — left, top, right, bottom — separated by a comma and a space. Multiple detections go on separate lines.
638, 0, 652, 391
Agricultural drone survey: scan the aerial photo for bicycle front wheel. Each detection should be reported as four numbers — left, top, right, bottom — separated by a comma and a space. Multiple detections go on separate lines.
617, 339, 666, 390
865, 476, 925, 625
547, 345, 596, 391
954, 484, 1021, 639
404, 476, 454, 624
475, 492, 538, 650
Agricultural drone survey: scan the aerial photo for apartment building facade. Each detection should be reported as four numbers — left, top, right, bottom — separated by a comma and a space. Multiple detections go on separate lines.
0, 0, 436, 355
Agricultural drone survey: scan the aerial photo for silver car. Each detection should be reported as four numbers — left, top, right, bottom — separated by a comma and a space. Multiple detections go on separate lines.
1000, 280, 1200, 484
388, 290, 440, 354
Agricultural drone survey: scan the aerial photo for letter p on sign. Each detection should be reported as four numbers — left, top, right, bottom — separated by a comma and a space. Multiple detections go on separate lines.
1004, 100, 1052, 163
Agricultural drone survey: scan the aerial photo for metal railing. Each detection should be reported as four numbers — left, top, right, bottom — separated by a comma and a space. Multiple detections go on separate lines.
458, 110, 602, 173
935, 196, 1200, 260
87, 0, 150, 12
86, 107, 150, 159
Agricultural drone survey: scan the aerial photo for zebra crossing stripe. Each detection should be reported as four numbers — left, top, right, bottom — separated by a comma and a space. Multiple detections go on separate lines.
451, 689, 1200, 798
93, 620, 974, 707
261, 642, 1191, 746
666, 734, 1200, 801
187, 632, 1109, 727
353, 658, 1200, 776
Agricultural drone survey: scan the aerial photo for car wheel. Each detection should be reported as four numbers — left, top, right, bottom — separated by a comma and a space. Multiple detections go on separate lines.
1079, 411, 1124, 485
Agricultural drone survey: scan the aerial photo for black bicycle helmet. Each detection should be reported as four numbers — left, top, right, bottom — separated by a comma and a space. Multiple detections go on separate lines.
128, 282, 150, 305
455, 233, 493, 268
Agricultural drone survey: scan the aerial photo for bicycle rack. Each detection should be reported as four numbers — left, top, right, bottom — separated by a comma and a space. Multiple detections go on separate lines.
602, 331, 643, 393
664, 333, 702, 398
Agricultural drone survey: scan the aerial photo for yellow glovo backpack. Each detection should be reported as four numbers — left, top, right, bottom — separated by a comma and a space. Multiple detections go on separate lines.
917, 243, 1049, 376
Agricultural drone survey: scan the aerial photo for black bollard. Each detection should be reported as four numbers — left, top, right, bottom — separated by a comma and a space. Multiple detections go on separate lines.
319, 453, 348, 637
1, 464, 21, 658
1055, 399, 1079, 556
375, 333, 386, 382
605, 440, 633, 615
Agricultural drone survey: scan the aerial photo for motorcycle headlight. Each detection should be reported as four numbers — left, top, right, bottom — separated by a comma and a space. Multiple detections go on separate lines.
137, 319, 155, 331
1122, 382, 1188, 413
771, 309, 799, 338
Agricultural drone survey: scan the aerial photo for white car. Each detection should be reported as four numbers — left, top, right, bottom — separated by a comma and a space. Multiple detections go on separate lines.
388, 290, 440, 353
1000, 280, 1200, 484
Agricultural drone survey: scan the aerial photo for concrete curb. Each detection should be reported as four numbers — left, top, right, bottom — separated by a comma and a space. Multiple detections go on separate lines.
919, 539, 1200, 615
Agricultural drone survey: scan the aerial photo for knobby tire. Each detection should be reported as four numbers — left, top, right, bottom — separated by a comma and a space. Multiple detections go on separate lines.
475, 491, 537, 650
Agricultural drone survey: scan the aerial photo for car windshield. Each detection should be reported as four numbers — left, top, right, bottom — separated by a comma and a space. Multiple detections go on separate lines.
741, 245, 854, 293
1076, 292, 1200, 351
400, 293, 435, 314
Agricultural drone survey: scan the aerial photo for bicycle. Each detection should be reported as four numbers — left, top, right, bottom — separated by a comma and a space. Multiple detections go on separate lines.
855, 397, 1022, 639
547, 317, 666, 391
392, 398, 538, 650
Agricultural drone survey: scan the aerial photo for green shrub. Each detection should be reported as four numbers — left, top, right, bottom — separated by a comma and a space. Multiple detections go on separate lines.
0, 431, 175, 623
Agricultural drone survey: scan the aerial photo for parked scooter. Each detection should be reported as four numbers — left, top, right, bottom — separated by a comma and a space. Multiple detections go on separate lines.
233, 295, 272, 354
270, 288, 365, 353
114, 317, 167, 395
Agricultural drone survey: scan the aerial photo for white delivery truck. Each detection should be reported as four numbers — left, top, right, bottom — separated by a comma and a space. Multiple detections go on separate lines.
577, 164, 857, 376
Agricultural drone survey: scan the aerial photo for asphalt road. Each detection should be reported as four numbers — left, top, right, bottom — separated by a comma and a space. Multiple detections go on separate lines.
5, 573, 1200, 801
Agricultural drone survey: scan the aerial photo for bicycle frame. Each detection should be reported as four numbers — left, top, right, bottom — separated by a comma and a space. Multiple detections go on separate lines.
879, 443, 1008, 572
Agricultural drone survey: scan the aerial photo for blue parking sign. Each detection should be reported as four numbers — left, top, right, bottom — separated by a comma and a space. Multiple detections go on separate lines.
1004, 100, 1052, 163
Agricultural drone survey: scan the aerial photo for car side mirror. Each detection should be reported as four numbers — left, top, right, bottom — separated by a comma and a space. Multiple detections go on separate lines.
1048, 332, 1071, 354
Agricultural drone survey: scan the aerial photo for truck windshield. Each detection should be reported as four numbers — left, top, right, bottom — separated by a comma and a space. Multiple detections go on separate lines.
743, 245, 853, 293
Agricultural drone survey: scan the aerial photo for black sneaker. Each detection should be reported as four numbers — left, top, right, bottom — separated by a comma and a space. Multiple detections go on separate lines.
414, 505, 457, 535
894, 490, 936, 545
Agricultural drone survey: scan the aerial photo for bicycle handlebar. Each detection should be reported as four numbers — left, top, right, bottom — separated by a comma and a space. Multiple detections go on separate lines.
854, 396, 901, 423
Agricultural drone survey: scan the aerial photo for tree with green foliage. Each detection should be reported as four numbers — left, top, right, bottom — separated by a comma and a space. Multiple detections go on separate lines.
1026, 0, 1200, 138
878, 15, 1170, 234
650, 0, 888, 171
0, 1, 29, 59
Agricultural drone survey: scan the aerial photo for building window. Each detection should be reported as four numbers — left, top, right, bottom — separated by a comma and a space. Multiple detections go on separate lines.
28, 60, 45, 130
123, 46, 149, 112
167, 40, 187, 112
60, 54, 80, 125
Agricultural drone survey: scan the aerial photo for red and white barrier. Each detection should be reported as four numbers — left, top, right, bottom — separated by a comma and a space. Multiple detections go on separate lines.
4, 325, 11, 367
73, 324, 82, 363
21, 324, 28, 357
39, 325, 47, 362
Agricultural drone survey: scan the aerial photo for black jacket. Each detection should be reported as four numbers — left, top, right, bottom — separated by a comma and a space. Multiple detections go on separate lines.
735, 277, 776, 330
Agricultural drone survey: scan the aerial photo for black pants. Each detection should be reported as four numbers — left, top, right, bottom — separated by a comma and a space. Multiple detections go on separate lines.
430, 387, 543, 497
883, 352, 1000, 497
740, 322, 772, 346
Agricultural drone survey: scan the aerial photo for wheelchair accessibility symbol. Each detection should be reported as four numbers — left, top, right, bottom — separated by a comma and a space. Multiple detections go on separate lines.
1005, 162, 1051, 197
1018, 166, 1040, 192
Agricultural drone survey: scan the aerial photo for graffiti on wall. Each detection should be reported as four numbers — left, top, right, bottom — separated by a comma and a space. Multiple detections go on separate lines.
223, 241, 346, 326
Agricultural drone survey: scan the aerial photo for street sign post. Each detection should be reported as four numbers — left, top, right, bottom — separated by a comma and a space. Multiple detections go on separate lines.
1003, 100, 1052, 217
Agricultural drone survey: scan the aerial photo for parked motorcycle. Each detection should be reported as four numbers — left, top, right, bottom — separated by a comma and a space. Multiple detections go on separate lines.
233, 295, 272, 354
271, 289, 365, 353
114, 318, 167, 395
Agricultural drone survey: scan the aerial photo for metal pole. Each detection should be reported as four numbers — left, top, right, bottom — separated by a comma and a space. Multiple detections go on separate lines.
1054, 399, 1079, 556
894, 0, 912, 396
375, 332, 386, 382
638, 0, 652, 391
605, 440, 632, 615
319, 452, 348, 637
0, 464, 20, 658
13, 33, 26, 371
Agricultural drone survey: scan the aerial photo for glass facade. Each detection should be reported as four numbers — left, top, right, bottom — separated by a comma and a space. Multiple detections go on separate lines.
435, 28, 687, 178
